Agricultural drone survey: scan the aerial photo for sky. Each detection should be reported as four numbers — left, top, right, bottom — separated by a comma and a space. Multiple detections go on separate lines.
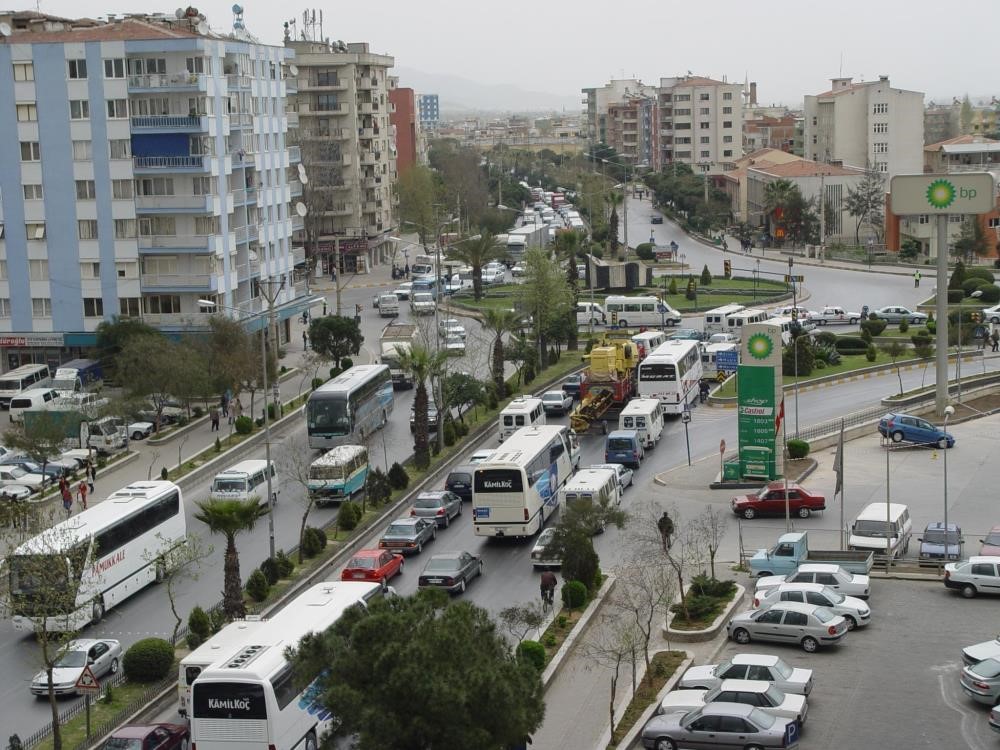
33, 0, 1000, 108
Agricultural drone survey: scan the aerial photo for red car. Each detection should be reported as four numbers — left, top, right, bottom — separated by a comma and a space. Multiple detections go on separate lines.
103, 723, 188, 750
731, 481, 826, 519
340, 548, 404, 583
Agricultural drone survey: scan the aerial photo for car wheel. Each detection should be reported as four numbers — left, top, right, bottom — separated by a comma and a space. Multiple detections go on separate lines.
654, 739, 677, 750
801, 636, 819, 653
746, 745, 765, 750
911, 317, 921, 324
109, 657, 119, 674
962, 583, 978, 599
891, 430, 904, 443
478, 561, 484, 577
732, 628, 751, 644
179, 739, 190, 750
431, 529, 437, 541
938, 437, 949, 450
131, 431, 144, 441
303, 731, 318, 750
818, 319, 827, 326
850, 318, 858, 324
742, 508, 756, 519
459, 579, 466, 593
618, 319, 628, 328
91, 600, 105, 624
844, 616, 857, 631
797, 507, 811, 519
397, 559, 404, 576
443, 515, 450, 528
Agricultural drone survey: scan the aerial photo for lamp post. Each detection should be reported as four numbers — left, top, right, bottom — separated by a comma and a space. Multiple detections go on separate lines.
942, 404, 955, 571
754, 258, 761, 302
788, 256, 800, 437
957, 289, 983, 403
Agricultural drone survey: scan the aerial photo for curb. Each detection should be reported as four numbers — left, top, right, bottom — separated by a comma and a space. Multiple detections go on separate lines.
663, 584, 746, 642
541, 575, 617, 689
611, 653, 694, 750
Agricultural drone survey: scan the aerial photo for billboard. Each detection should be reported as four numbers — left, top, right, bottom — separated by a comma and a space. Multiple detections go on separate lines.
737, 323, 784, 479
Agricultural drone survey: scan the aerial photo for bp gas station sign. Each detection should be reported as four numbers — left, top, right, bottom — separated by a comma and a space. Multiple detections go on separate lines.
737, 324, 784, 479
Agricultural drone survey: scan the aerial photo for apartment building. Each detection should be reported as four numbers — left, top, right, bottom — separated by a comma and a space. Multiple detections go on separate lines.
721, 148, 806, 224
581, 79, 654, 147
284, 38, 397, 274
417, 93, 439, 129
606, 95, 656, 166
657, 75, 744, 175
388, 83, 419, 175
802, 75, 924, 179
0, 9, 308, 370
924, 102, 959, 145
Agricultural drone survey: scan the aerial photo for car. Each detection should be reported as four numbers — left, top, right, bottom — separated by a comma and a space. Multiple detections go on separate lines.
378, 517, 437, 555
770, 305, 815, 320
878, 412, 954, 448
30, 638, 123, 696
0, 484, 33, 502
982, 525, 1000, 556
960, 657, 1000, 705
918, 521, 964, 565
0, 456, 67, 480
468, 448, 494, 464
679, 653, 814, 696
983, 304, 1000, 325
809, 306, 861, 325
102, 723, 190, 750
438, 318, 466, 339
657, 679, 808, 726
730, 481, 826, 520
650, 215, 664, 224
561, 373, 586, 399
340, 548, 404, 583
418, 551, 483, 594
753, 582, 871, 630
135, 399, 185, 426
756, 563, 871, 599
727, 601, 849, 652
530, 527, 561, 569
964, 636, 1000, 667
0, 465, 46, 491
409, 404, 439, 432
394, 282, 413, 300
991, 705, 1000, 733
411, 292, 436, 315
511, 263, 527, 277
667, 328, 704, 341
873, 305, 928, 324
944, 556, 1000, 598
444, 465, 475, 502
589, 462, 634, 491
540, 390, 573, 415
410, 490, 463, 528
640, 703, 793, 750
444, 334, 466, 356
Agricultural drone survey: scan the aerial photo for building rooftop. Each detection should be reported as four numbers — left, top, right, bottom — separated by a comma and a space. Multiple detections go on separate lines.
0, 17, 203, 42
925, 135, 1000, 152
752, 160, 864, 178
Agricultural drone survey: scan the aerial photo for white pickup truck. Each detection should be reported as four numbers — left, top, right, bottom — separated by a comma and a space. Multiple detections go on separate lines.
410, 292, 436, 315
810, 306, 862, 326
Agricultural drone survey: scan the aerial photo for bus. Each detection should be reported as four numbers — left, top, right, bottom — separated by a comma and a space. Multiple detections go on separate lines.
722, 308, 769, 341
0, 363, 51, 409
8, 481, 186, 633
307, 444, 369, 504
703, 304, 746, 337
306, 365, 393, 450
472, 425, 576, 538
637, 339, 703, 413
189, 581, 387, 750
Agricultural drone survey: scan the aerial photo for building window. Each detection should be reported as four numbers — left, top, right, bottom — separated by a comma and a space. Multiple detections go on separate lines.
949, 214, 964, 224
32, 298, 52, 317
873, 122, 888, 134
700, 150, 710, 158
723, 120, 733, 128
72, 140, 91, 160
69, 99, 90, 120
675, 108, 691, 116
0, 299, 10, 318
114, 219, 137, 239
103, 58, 125, 78
106, 99, 128, 119
876, 161, 888, 172
76, 180, 97, 200
22, 184, 43, 200
143, 294, 181, 314
675, 123, 691, 130
315, 94, 339, 111
873, 103, 888, 114
26, 223, 46, 241
13, 62, 34, 81
918, 214, 929, 224
139, 216, 176, 236
192, 177, 212, 196
130, 58, 166, 75
78, 219, 99, 240
116, 261, 138, 279
724, 149, 733, 157
988, 217, 1000, 228
136, 177, 174, 196
700, 136, 710, 144
874, 142, 888, 153
722, 92, 732, 100
812, 135, 818, 144
67, 59, 87, 79
16, 103, 37, 122
112, 179, 133, 199
119, 298, 141, 317
81, 262, 101, 279
110, 139, 131, 159
83, 298, 104, 317
194, 216, 220, 235
20, 141, 41, 161
723, 106, 733, 114
699, 93, 710, 101
699, 107, 710, 115
185, 57, 206, 74
723, 135, 733, 143
699, 122, 710, 129
28, 259, 48, 280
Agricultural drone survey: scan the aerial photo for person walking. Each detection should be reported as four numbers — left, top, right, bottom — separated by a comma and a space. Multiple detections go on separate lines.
992, 329, 999, 353
302, 330, 309, 350
221, 392, 230, 419
209, 407, 220, 431
84, 459, 95, 493
914, 269, 921, 288
233, 399, 243, 421
77, 479, 88, 511
62, 484, 73, 517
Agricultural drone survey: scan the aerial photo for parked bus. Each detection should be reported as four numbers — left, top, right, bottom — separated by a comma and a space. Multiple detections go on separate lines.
307, 444, 369, 504
189, 581, 386, 750
306, 365, 393, 450
703, 304, 746, 337
472, 425, 576, 538
604, 295, 679, 328
498, 396, 546, 442
0, 364, 51, 409
9, 481, 186, 633
637, 339, 703, 413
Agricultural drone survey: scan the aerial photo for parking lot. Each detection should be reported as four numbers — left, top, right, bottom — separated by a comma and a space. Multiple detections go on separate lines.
707, 579, 998, 749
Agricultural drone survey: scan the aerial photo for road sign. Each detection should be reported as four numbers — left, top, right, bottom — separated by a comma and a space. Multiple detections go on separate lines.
783, 275, 805, 283
890, 173, 995, 214
785, 718, 800, 747
75, 665, 101, 694
715, 349, 738, 373
681, 410, 691, 424
720, 439, 726, 454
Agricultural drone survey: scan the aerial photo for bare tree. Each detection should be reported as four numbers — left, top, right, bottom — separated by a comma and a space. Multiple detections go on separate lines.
629, 501, 703, 622
498, 602, 546, 644
692, 505, 727, 580
276, 433, 321, 564
581, 611, 643, 736
142, 533, 214, 644
609, 559, 677, 685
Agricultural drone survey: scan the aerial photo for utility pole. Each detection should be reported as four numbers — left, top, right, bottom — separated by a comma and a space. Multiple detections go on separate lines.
622, 165, 629, 258
334, 236, 342, 316
258, 278, 285, 561
818, 172, 827, 248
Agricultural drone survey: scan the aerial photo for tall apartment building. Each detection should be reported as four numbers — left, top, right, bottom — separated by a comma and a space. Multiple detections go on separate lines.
606, 95, 656, 166
388, 83, 418, 175
417, 93, 439, 129
657, 75, 744, 175
0, 9, 308, 370
802, 75, 924, 179
284, 38, 397, 274
581, 79, 653, 147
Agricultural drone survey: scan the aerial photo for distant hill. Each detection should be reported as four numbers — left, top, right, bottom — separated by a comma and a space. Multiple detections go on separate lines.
394, 66, 581, 115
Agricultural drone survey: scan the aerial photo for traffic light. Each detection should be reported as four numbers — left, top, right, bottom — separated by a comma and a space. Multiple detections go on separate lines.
723, 259, 732, 279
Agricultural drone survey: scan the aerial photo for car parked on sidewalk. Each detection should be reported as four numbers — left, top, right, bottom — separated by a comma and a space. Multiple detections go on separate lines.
679, 653, 814, 695
878, 412, 954, 448
30, 639, 122, 696
417, 551, 483, 594
657, 679, 808, 726
0, 464, 47, 491
730, 481, 826, 520
753, 582, 871, 630
727, 601, 849, 652
641, 703, 793, 750
873, 305, 928, 324
378, 517, 437, 555
964, 636, 1000, 667
410, 491, 463, 528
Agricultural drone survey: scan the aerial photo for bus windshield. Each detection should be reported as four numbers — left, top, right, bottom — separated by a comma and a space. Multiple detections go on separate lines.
307, 398, 351, 436
640, 363, 677, 381
311, 464, 345, 480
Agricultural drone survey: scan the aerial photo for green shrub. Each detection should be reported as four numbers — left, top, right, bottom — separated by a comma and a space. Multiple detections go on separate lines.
787, 439, 811, 459
193, 406, 204, 418
865, 343, 878, 362
816, 331, 838, 347
186, 606, 211, 649
962, 277, 988, 296
255, 417, 265, 428
486, 387, 499, 410
926, 320, 937, 334
267, 403, 278, 420
329, 367, 341, 380
561, 580, 588, 609
700, 264, 713, 285
860, 318, 887, 338
340, 357, 354, 370
672, 593, 719, 621
635, 242, 655, 261
209, 607, 227, 633
160, 467, 168, 480
455, 420, 469, 437
311, 377, 324, 390
690, 574, 736, 598
366, 467, 391, 507
387, 462, 409, 490
782, 337, 814, 377
275, 550, 295, 577
338, 501, 361, 531
668, 277, 678, 295
122, 638, 174, 683
979, 284, 1000, 304
814, 359, 826, 369
947, 289, 965, 303
516, 640, 546, 671
835, 336, 868, 355
899, 319, 909, 334
234, 415, 253, 435
966, 267, 995, 284
259, 557, 280, 586
949, 260, 966, 288
245, 569, 270, 602
543, 633, 557, 648
442, 419, 457, 447
812, 342, 841, 366
860, 328, 872, 344
557, 614, 568, 629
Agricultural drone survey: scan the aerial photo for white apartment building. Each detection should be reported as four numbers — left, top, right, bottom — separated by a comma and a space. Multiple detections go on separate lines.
582, 79, 656, 146
802, 75, 924, 179
657, 75, 744, 175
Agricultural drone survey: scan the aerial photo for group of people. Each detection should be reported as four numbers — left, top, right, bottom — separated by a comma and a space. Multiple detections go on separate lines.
210, 392, 243, 431
60, 459, 96, 517
391, 263, 410, 279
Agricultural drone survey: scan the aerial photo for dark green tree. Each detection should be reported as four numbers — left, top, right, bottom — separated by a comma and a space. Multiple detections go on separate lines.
445, 233, 506, 301
482, 308, 523, 395
397, 344, 447, 470
5, 414, 70, 478
118, 335, 198, 431
194, 499, 269, 619
444, 372, 485, 422
308, 316, 363, 368
542, 499, 626, 592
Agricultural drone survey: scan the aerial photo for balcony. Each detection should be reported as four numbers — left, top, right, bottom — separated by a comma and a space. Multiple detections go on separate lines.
235, 225, 259, 244
231, 187, 258, 206
237, 259, 261, 281
289, 180, 303, 197
131, 115, 202, 131
232, 150, 255, 167
128, 73, 205, 90
356, 77, 376, 90
285, 111, 299, 128
141, 272, 215, 289
133, 155, 209, 171
291, 215, 305, 231
309, 102, 348, 114
284, 77, 298, 94
330, 204, 353, 216
359, 152, 376, 166
304, 77, 348, 91
226, 74, 253, 89
362, 175, 382, 189
288, 146, 301, 164
291, 246, 306, 265
358, 102, 378, 115
229, 113, 253, 130
135, 194, 214, 212
138, 235, 214, 252
363, 201, 380, 213
237, 297, 263, 314
358, 127, 375, 139
143, 311, 215, 327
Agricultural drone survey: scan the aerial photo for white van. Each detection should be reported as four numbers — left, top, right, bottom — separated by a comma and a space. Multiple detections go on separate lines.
210, 460, 280, 506
702, 343, 739, 381
849, 502, 913, 561
560, 467, 621, 531
703, 304, 746, 336
576, 302, 606, 326
723, 308, 769, 341
605, 295, 681, 328
631, 330, 668, 360
499, 396, 546, 442
0, 364, 51, 409
618, 398, 665, 448
9, 387, 58, 423
378, 293, 400, 318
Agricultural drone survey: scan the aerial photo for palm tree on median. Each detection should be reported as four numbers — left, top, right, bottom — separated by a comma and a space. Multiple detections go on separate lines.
445, 232, 507, 301
194, 498, 269, 619
397, 343, 448, 470
482, 308, 523, 397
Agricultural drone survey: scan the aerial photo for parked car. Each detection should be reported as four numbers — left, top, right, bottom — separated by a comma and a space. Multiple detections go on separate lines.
0, 484, 33, 503
511, 263, 527, 277
540, 390, 573, 415
727, 601, 849, 652
0, 456, 66, 480
640, 703, 793, 750
756, 564, 871, 599
340, 548, 404, 584
530, 527, 561, 569
589, 462, 634, 491
873, 305, 928, 324
944, 556, 1000, 598
667, 328, 704, 341
444, 335, 466, 356
30, 639, 122, 696
123, 420, 154, 441
991, 705, 1000, 733
753, 582, 871, 630
983, 304, 1000, 325
918, 522, 964, 565
878, 412, 954, 448
657, 679, 808, 726
102, 723, 189, 750
562, 373, 586, 399
810, 306, 861, 325
964, 636, 1000, 667
444, 465, 474, 502
679, 653, 814, 695
378, 517, 437, 555
417, 551, 483, 594
410, 491, 463, 528
981, 525, 1000, 556
960, 657, 1000, 705
731, 481, 826, 520
0, 465, 47, 491
651, 215, 664, 224
770, 305, 815, 320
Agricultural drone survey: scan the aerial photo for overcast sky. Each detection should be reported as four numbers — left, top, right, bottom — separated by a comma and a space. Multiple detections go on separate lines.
38, 0, 997, 107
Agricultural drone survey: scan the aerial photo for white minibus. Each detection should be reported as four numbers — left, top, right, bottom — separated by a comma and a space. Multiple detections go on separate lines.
499, 396, 546, 442
0, 364, 51, 409
210, 460, 279, 506
605, 295, 681, 328
702, 343, 739, 381
723, 309, 769, 340
9, 387, 58, 423
703, 304, 746, 336
637, 339, 704, 412
849, 503, 913, 562
560, 467, 621, 531
631, 330, 668, 360
618, 398, 665, 448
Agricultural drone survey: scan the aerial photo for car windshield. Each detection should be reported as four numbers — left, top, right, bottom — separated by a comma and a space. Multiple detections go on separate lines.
823, 589, 845, 604
414, 497, 443, 508
424, 557, 459, 572
54, 650, 87, 668
212, 478, 247, 493
984, 532, 1000, 546
607, 438, 634, 451
385, 522, 414, 535
854, 520, 894, 536
811, 607, 835, 623
971, 659, 1000, 679
748, 708, 775, 729
924, 530, 961, 544
347, 556, 376, 570
543, 393, 562, 402
536, 528, 554, 545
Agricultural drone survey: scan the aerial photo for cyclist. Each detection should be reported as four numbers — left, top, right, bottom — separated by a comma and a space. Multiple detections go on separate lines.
540, 570, 558, 606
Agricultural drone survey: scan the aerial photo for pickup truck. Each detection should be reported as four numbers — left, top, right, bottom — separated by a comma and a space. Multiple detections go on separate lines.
748, 531, 874, 578
410, 292, 436, 315
809, 306, 861, 326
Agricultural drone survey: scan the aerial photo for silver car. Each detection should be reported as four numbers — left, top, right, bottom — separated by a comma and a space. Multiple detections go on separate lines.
641, 702, 793, 750
30, 638, 122, 696
410, 491, 463, 529
727, 601, 849, 653
679, 653, 814, 695
658, 679, 808, 726
589, 462, 634, 491
530, 527, 560, 569
964, 636, 1000, 667
960, 657, 1000, 705
753, 582, 871, 630
873, 305, 928, 324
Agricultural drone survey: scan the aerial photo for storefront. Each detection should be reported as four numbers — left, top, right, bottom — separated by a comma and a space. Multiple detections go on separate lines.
1, 333, 68, 374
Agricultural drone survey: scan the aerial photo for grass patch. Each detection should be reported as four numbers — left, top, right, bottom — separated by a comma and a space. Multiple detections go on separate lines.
539, 607, 585, 666
714, 351, 903, 398
609, 651, 687, 747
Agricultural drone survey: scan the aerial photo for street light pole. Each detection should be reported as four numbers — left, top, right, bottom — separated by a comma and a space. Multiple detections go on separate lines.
788, 256, 799, 436
942, 405, 955, 571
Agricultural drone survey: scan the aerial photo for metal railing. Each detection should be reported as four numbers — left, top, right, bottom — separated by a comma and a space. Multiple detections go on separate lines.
288, 146, 301, 163
226, 74, 252, 89
131, 115, 201, 129
133, 155, 206, 169
235, 225, 259, 244
135, 194, 212, 211
141, 272, 214, 288
127, 73, 203, 89
138, 235, 212, 250
794, 404, 889, 443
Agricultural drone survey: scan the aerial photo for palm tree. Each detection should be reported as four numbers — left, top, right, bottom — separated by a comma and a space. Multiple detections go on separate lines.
552, 230, 583, 351
397, 344, 448, 469
194, 499, 269, 619
445, 232, 506, 301
482, 308, 522, 396
763, 178, 796, 239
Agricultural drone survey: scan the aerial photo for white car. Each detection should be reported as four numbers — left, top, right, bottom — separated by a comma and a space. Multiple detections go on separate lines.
679, 653, 814, 695
468, 448, 494, 464
30, 639, 122, 696
482, 270, 505, 286
588, 462, 634, 491
657, 679, 808, 725
809, 306, 862, 325
394, 282, 413, 300
755, 564, 871, 599
410, 292, 436, 315
512, 263, 527, 277
125, 420, 154, 441
0, 484, 33, 502
444, 335, 466, 356
0, 465, 46, 491
964, 636, 1000, 667
770, 306, 815, 320
983, 304, 1000, 325
530, 527, 560, 568
753, 582, 871, 629
438, 319, 466, 339
540, 390, 573, 415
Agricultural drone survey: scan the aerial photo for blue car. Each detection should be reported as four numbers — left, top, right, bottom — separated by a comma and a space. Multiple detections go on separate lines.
878, 412, 954, 448
919, 522, 964, 566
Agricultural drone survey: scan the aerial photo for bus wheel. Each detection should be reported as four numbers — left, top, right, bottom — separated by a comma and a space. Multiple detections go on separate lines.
91, 599, 105, 624
303, 732, 318, 750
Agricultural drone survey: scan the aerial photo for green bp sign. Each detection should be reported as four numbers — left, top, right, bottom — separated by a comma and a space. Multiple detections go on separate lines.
738, 323, 783, 480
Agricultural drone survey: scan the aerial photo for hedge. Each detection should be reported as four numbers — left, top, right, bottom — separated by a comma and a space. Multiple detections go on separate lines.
561, 580, 588, 609
517, 640, 546, 671
123, 638, 174, 683
835, 336, 868, 355
787, 439, 810, 459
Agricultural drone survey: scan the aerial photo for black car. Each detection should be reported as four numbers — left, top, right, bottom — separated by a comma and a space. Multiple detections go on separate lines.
409, 404, 439, 432
0, 457, 66, 480
445, 465, 475, 502
562, 373, 586, 399
651, 215, 664, 224
418, 551, 483, 594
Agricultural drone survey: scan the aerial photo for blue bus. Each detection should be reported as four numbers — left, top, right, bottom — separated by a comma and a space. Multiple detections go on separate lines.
307, 445, 369, 504
306, 365, 393, 450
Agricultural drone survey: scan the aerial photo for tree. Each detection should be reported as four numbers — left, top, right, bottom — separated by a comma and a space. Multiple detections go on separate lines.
517, 249, 573, 370
95, 316, 160, 364
552, 229, 584, 351
309, 315, 364, 368
581, 610, 643, 736
118, 335, 195, 431
397, 344, 447, 470
763, 178, 796, 238
142, 533, 213, 644
198, 315, 258, 396
277, 433, 323, 563
844, 162, 886, 245
482, 308, 522, 395
193, 499, 269, 619
692, 506, 726, 579
444, 371, 485, 423
628, 501, 703, 622
609, 558, 677, 686
543, 499, 626, 592
397, 165, 441, 249
607, 195, 622, 257
445, 233, 506, 301
5, 414, 70, 478
954, 217, 990, 261
881, 340, 907, 395
960, 94, 974, 134
782, 333, 815, 378
239, 331, 278, 422
498, 601, 545, 644
290, 590, 544, 749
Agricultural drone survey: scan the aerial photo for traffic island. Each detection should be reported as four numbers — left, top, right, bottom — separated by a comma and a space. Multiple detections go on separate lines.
664, 581, 745, 642
541, 575, 617, 689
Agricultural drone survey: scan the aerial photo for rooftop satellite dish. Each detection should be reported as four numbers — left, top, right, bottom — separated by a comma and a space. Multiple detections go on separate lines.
296, 162, 306, 177
174, 7, 185, 18
196, 20, 209, 35
289, 64, 298, 76
295, 202, 308, 217
0, 22, 11, 36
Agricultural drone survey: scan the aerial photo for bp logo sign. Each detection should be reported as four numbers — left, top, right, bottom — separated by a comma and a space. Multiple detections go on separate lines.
746, 333, 773, 360
926, 179, 956, 209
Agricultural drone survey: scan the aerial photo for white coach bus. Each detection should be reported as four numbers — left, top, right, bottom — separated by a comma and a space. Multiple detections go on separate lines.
636, 339, 703, 413
306, 365, 394, 450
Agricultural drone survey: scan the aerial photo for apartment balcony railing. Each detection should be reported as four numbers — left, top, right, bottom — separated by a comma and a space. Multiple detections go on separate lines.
304, 78, 348, 91
362, 175, 382, 189
226, 74, 253, 89
133, 155, 207, 170
309, 102, 348, 114
135, 195, 214, 212
291, 215, 305, 231
131, 115, 202, 130
229, 113, 253, 130
128, 72, 204, 89
284, 77, 298, 94
237, 297, 263, 314
142, 312, 215, 327
235, 225, 260, 244
288, 146, 301, 163
288, 180, 303, 197
141, 272, 214, 289
231, 187, 259, 206
285, 111, 299, 128
237, 260, 261, 282
945, 162, 1000, 173
359, 152, 376, 166
357, 102, 378, 115
291, 246, 306, 265
138, 235, 216, 253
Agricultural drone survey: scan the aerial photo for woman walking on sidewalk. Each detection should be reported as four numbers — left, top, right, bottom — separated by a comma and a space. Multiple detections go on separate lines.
77, 480, 89, 511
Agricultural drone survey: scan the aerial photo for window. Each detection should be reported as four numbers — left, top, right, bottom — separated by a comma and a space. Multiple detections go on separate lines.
186, 57, 206, 74
109, 139, 131, 159
315, 94, 339, 111
700, 136, 710, 144
22, 184, 43, 200
699, 93, 710, 100
32, 298, 52, 317
73, 140, 91, 160
67, 59, 87, 79
757, 609, 783, 624
723, 106, 733, 114
20, 141, 41, 161
78, 220, 99, 240
724, 149, 733, 157
83, 298, 104, 317
876, 161, 888, 173
674, 94, 690, 102
116, 261, 138, 278
103, 58, 125, 78
26, 223, 46, 241
988, 218, 1000, 228
93, 489, 179, 555
723, 120, 733, 128
918, 214, 929, 224
132, 97, 170, 116
136, 177, 174, 196
971, 563, 997, 577
119, 297, 141, 317
873, 102, 888, 114
13, 62, 34, 81
723, 92, 733, 100
139, 216, 176, 236
112, 179, 133, 199
674, 108, 691, 116
76, 180, 96, 200
192, 176, 212, 195
69, 99, 90, 120
114, 219, 137, 239
783, 611, 808, 626
0, 299, 10, 318
723, 135, 733, 143
195, 216, 220, 235
16, 103, 37, 122
106, 99, 128, 119
874, 142, 888, 153
699, 122, 710, 129
812, 135, 818, 144
700, 150, 710, 158
949, 214, 963, 224
81, 262, 101, 279
873, 122, 888, 134
143, 295, 182, 314
699, 107, 710, 115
